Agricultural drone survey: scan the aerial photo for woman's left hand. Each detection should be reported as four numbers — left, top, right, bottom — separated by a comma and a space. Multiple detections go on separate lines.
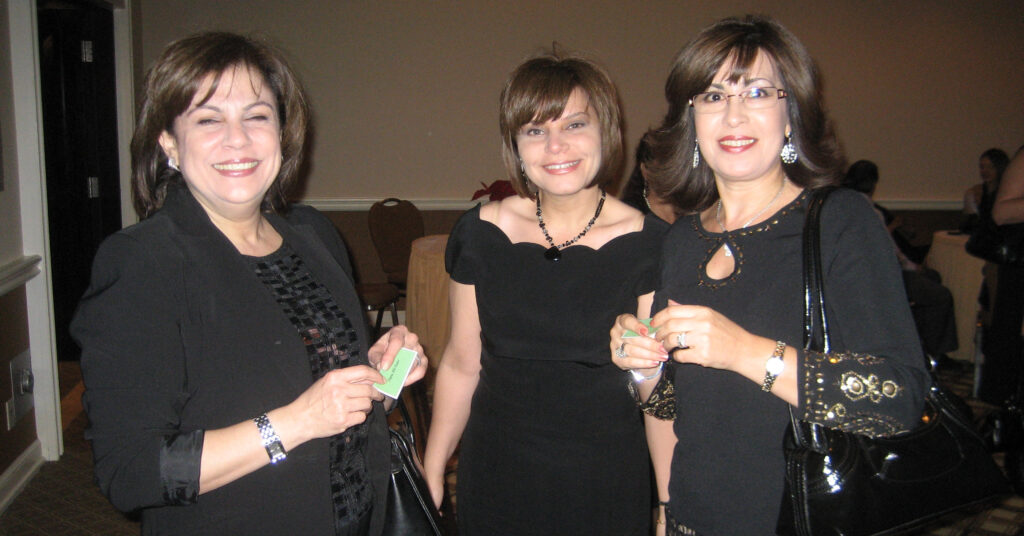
369, 325, 429, 387
651, 299, 759, 372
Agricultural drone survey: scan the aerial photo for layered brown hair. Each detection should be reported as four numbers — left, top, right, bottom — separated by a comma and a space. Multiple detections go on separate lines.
499, 52, 623, 198
646, 15, 844, 212
131, 32, 310, 218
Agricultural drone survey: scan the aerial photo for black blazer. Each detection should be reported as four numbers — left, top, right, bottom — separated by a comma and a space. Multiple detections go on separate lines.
72, 184, 389, 535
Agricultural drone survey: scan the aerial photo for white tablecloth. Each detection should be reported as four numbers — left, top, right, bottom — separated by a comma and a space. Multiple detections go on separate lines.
925, 231, 985, 361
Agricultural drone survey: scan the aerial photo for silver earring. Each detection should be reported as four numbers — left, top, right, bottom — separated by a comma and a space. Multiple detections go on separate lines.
692, 141, 700, 169
780, 134, 798, 164
168, 157, 180, 171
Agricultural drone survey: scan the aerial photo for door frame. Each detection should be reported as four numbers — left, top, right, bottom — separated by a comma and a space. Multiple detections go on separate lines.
7, 0, 134, 463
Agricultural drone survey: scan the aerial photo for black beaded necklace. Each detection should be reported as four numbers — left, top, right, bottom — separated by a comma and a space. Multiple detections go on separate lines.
536, 189, 606, 262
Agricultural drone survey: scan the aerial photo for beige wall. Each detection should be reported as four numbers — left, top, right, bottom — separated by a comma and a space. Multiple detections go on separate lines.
134, 0, 1024, 205
0, 0, 23, 266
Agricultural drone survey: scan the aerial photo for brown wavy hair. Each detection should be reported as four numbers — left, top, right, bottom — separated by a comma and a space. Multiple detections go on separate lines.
645, 15, 844, 213
131, 32, 310, 218
499, 52, 623, 199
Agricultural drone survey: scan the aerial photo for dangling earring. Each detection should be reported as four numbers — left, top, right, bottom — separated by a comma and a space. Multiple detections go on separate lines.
168, 157, 180, 172
692, 141, 700, 169
780, 133, 798, 164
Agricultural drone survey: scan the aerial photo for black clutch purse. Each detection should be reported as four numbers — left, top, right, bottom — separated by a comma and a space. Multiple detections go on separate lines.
776, 187, 1011, 536
382, 396, 444, 536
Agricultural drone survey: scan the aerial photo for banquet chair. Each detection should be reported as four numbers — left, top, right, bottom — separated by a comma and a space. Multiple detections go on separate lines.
355, 282, 400, 339
368, 198, 425, 293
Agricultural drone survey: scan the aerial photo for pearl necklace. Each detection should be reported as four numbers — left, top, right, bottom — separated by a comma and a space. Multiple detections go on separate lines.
715, 179, 786, 257
536, 189, 606, 262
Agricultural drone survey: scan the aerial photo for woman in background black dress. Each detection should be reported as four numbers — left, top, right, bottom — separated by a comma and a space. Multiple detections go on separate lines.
423, 52, 667, 535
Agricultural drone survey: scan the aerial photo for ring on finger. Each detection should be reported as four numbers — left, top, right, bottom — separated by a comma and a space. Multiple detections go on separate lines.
676, 331, 688, 349
615, 342, 629, 358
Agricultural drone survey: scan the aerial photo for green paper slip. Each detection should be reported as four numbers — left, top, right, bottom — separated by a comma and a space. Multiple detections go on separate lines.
622, 318, 657, 338
373, 347, 417, 399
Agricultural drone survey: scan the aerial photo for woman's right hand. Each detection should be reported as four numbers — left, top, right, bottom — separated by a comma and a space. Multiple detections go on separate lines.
280, 365, 385, 448
610, 313, 668, 372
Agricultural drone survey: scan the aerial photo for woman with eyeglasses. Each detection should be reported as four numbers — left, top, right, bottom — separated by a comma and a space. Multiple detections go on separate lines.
609, 16, 930, 534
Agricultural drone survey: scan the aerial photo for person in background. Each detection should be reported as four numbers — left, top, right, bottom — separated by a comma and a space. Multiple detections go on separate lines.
610, 16, 930, 535
72, 32, 428, 535
981, 146, 1024, 405
842, 160, 958, 365
990, 145, 1024, 493
423, 52, 668, 535
621, 134, 679, 224
962, 148, 1011, 233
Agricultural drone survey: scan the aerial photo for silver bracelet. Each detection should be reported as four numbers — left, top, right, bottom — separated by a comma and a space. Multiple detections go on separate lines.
253, 413, 287, 464
629, 362, 664, 383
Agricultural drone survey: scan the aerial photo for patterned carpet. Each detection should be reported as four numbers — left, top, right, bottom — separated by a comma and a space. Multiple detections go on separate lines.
920, 364, 1024, 536
0, 361, 1020, 535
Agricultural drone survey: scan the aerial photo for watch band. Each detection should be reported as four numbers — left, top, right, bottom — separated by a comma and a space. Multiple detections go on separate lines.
761, 340, 787, 393
254, 413, 287, 464
630, 362, 664, 383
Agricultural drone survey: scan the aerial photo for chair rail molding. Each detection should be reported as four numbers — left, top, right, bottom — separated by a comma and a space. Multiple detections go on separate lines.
306, 197, 960, 213
0, 256, 42, 297
876, 199, 961, 211
305, 198, 478, 212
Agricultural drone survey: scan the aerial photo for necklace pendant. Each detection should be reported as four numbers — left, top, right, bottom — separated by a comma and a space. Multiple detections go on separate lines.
723, 243, 732, 257
544, 246, 562, 262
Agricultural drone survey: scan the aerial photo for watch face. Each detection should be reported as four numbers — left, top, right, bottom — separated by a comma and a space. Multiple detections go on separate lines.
766, 356, 785, 376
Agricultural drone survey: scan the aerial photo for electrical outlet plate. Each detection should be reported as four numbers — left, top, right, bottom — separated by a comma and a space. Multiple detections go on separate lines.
6, 350, 33, 431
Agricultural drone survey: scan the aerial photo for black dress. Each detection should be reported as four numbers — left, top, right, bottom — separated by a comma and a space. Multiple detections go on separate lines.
656, 189, 929, 535
446, 205, 667, 536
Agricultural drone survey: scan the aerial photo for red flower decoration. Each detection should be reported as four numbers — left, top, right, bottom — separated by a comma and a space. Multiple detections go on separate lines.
471, 180, 516, 202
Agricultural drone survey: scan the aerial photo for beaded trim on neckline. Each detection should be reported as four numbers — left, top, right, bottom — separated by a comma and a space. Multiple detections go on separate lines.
695, 191, 808, 290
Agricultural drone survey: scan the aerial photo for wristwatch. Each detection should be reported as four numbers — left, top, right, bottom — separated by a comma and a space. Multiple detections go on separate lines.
761, 341, 787, 393
254, 413, 287, 464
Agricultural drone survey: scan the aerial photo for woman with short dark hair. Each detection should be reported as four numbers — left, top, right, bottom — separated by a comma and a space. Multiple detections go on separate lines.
424, 52, 667, 535
73, 32, 428, 535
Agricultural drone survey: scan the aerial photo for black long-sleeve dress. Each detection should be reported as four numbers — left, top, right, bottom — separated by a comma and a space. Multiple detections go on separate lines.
655, 188, 930, 535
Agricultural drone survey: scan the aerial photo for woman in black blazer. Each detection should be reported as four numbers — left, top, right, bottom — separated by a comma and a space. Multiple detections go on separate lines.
71, 32, 428, 535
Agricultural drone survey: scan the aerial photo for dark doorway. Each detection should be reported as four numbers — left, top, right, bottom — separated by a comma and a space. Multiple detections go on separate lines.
38, 0, 122, 361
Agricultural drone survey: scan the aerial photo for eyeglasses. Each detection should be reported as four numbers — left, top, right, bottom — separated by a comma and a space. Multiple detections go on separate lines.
689, 87, 788, 114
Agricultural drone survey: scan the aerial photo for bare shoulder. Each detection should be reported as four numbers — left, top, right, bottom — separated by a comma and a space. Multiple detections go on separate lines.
479, 196, 531, 224
479, 196, 537, 243
599, 196, 647, 234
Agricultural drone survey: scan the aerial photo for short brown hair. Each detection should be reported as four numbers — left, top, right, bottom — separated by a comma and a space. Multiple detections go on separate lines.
646, 15, 844, 212
499, 53, 623, 198
131, 32, 310, 218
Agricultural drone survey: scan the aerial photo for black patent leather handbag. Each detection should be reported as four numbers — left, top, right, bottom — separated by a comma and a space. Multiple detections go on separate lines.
382, 397, 443, 536
776, 187, 1011, 536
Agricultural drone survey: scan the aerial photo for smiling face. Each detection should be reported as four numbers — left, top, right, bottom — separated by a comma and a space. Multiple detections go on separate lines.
694, 50, 790, 186
158, 66, 282, 220
515, 88, 602, 197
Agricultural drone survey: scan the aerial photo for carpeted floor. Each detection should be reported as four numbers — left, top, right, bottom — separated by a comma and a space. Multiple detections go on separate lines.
0, 361, 1021, 535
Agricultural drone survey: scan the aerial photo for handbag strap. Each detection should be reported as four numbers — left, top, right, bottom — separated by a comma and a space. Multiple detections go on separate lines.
394, 395, 418, 451
789, 187, 837, 446
802, 186, 836, 354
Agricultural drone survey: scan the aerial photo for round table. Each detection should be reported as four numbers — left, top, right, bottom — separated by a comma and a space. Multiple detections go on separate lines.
925, 230, 986, 361
405, 234, 450, 372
